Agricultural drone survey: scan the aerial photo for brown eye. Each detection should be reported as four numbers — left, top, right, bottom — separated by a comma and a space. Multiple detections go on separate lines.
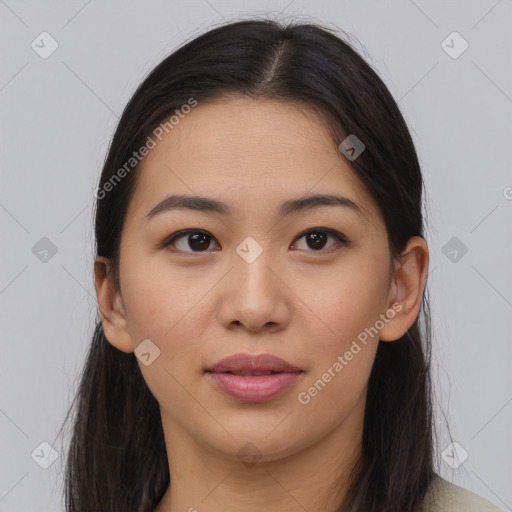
163, 230, 219, 253
305, 231, 329, 250
291, 229, 349, 252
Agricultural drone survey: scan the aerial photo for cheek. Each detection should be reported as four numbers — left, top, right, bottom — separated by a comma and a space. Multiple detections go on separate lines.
119, 249, 209, 344
301, 255, 390, 348
120, 258, 213, 411
294, 270, 385, 427
293, 340, 376, 449
292, 257, 388, 406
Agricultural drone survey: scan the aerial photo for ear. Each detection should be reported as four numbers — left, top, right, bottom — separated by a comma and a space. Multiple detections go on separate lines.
94, 256, 134, 353
379, 236, 429, 342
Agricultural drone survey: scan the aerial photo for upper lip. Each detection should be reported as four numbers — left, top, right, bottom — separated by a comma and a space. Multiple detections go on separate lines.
206, 353, 302, 373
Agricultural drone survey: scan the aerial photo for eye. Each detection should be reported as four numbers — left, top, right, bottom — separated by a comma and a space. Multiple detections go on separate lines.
162, 229, 219, 253
291, 228, 349, 252
161, 228, 349, 254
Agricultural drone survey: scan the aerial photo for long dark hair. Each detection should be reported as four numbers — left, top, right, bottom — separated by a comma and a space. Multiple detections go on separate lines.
60, 17, 441, 511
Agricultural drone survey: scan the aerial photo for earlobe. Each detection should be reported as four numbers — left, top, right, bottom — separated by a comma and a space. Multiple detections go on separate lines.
94, 256, 134, 353
379, 236, 429, 342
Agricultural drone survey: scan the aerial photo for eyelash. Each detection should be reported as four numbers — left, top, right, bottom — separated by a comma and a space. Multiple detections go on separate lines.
160, 228, 350, 254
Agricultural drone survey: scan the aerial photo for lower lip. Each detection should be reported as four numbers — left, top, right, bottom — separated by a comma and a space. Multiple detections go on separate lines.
206, 372, 303, 402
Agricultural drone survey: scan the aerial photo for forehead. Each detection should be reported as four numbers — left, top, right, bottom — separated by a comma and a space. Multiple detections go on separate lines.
125, 96, 379, 225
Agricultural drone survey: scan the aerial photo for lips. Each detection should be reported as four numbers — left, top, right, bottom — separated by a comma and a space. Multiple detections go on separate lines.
206, 353, 302, 375
205, 353, 303, 403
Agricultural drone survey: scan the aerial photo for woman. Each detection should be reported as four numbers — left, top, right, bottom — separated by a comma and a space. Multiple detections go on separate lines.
61, 18, 503, 512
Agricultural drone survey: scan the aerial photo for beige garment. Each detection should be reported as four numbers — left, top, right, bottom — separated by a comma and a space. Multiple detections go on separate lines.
420, 474, 504, 511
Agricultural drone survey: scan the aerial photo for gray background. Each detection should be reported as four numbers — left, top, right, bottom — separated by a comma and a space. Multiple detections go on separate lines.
1, 1, 511, 511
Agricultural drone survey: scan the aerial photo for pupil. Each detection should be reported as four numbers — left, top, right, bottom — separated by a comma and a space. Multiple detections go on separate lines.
189, 233, 209, 251
307, 232, 327, 250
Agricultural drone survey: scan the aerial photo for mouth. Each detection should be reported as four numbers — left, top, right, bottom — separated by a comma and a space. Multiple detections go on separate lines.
206, 352, 302, 374
210, 370, 288, 376
205, 353, 304, 402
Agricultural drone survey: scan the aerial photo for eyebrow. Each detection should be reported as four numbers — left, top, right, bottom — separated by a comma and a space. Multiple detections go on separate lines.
144, 193, 368, 222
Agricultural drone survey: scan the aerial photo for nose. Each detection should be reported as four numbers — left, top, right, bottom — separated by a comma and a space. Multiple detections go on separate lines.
217, 243, 291, 334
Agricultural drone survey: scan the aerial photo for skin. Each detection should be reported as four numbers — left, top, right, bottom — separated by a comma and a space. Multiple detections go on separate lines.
94, 95, 429, 512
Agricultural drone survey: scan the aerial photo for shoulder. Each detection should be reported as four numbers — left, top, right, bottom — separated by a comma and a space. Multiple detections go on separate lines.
421, 474, 504, 512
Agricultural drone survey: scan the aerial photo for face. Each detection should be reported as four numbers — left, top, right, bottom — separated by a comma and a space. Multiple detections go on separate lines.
100, 96, 406, 465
